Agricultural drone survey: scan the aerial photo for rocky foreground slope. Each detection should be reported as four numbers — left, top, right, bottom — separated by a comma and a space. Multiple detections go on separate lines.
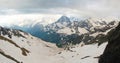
99, 22, 120, 63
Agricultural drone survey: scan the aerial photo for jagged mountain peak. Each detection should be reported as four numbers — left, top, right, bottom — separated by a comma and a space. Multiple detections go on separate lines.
57, 15, 71, 23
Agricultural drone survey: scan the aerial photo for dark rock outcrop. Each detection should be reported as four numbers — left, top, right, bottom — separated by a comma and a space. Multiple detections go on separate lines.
99, 22, 120, 63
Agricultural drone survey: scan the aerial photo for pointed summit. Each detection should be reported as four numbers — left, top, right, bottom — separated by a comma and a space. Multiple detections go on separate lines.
57, 15, 71, 23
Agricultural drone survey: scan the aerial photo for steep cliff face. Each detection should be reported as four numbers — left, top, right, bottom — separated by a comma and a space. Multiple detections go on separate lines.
99, 22, 120, 63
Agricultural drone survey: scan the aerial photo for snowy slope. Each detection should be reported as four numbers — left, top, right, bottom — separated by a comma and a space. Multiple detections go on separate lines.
0, 26, 108, 63
57, 42, 107, 63
0, 26, 62, 63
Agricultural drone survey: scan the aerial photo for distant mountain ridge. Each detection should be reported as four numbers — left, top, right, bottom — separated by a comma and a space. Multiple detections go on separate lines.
8, 15, 119, 47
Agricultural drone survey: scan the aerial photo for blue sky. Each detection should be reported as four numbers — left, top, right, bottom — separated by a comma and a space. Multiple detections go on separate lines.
0, 0, 120, 17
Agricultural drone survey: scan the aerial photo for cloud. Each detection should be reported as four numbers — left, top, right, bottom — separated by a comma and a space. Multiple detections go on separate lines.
0, 0, 120, 17
0, 14, 62, 26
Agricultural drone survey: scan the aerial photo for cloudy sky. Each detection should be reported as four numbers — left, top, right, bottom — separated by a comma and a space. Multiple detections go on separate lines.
0, 0, 119, 17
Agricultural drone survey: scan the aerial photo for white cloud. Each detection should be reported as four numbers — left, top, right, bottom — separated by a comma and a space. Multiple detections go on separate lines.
0, 14, 62, 26
0, 0, 120, 17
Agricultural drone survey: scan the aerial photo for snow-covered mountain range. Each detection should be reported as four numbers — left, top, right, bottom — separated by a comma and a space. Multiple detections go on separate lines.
0, 15, 120, 63
8, 15, 119, 47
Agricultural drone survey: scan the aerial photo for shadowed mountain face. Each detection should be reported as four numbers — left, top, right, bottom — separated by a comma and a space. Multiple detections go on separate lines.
99, 22, 120, 63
